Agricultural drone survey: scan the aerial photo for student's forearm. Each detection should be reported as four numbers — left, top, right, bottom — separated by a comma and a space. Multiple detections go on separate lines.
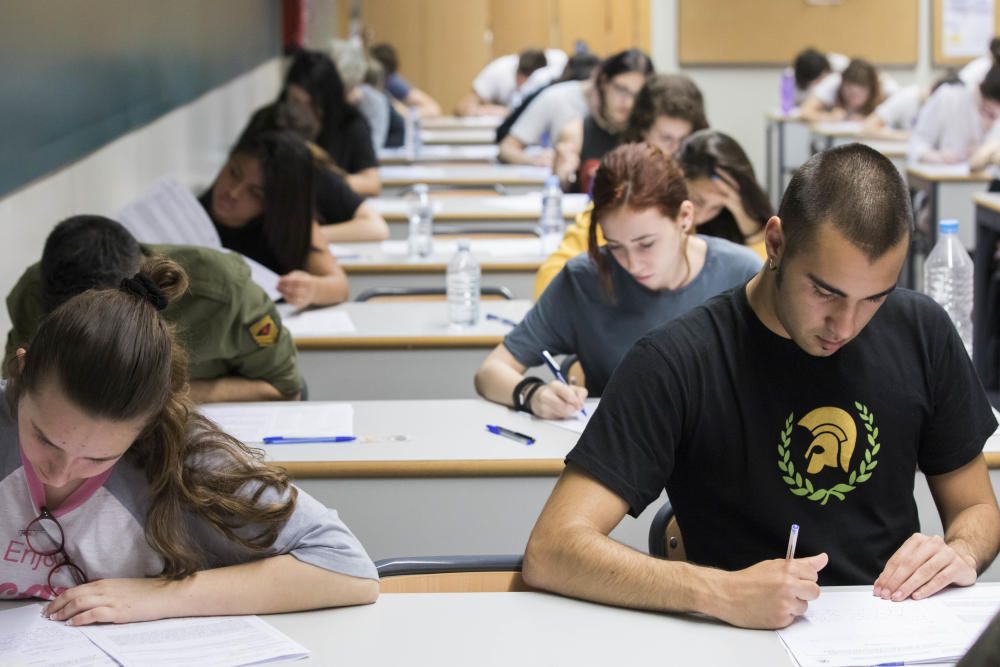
167, 555, 378, 616
189, 377, 294, 403
474, 359, 526, 406
311, 273, 350, 306
945, 503, 1000, 575
346, 170, 381, 197
320, 213, 389, 243
499, 136, 530, 165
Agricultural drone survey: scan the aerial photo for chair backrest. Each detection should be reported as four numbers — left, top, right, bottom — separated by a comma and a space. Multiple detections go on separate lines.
648, 500, 686, 561
376, 555, 532, 593
355, 286, 514, 302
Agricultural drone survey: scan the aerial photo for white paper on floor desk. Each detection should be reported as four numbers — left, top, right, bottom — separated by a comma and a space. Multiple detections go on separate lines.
0, 604, 116, 667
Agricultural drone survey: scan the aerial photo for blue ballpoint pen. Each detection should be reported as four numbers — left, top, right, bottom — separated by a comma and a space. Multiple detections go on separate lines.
485, 313, 519, 327
263, 436, 357, 444
540, 349, 588, 417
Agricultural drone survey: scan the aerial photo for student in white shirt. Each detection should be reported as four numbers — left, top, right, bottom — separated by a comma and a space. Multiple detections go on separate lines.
909, 58, 1000, 164
960, 39, 1000, 87
862, 74, 962, 139
792, 48, 850, 105
800, 59, 897, 122
456, 49, 568, 117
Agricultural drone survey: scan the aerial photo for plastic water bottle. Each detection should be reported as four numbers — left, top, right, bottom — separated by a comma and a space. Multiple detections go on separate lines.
780, 67, 796, 115
407, 183, 433, 257
406, 107, 422, 160
539, 175, 564, 254
924, 219, 974, 356
447, 240, 481, 326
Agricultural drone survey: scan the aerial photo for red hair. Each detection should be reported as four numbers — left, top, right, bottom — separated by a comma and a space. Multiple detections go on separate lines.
588, 143, 689, 294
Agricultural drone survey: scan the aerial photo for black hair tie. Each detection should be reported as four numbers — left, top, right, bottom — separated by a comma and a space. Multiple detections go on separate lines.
119, 273, 167, 311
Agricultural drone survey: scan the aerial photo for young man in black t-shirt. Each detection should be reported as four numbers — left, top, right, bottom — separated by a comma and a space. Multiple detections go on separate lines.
522, 144, 1000, 630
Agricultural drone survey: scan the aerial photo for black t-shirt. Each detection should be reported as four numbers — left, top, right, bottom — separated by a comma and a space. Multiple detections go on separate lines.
385, 103, 405, 149
317, 113, 378, 174
314, 167, 362, 226
567, 285, 996, 586
576, 115, 619, 194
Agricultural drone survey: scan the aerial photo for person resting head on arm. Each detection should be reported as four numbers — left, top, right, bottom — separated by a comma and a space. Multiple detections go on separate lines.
476, 142, 760, 418
2, 258, 377, 625
201, 131, 349, 308
4, 216, 302, 403
522, 143, 1000, 630
799, 58, 887, 122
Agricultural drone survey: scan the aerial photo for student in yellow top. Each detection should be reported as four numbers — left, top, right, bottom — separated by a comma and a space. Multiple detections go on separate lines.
534, 74, 707, 297
677, 129, 772, 260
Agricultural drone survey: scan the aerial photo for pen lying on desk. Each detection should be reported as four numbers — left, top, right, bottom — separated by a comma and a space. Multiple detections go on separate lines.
485, 313, 519, 327
263, 436, 357, 444
485, 424, 535, 445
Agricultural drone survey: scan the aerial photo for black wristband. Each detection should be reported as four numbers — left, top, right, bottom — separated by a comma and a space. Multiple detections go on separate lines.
513, 376, 545, 413
522, 382, 545, 416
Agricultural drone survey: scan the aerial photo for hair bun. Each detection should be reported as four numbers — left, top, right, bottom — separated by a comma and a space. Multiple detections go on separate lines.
120, 272, 168, 311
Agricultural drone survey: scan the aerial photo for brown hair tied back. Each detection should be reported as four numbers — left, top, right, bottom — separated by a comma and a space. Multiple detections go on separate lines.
120, 273, 168, 311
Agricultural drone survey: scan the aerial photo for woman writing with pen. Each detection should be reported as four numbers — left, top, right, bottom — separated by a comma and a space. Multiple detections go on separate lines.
474, 143, 760, 419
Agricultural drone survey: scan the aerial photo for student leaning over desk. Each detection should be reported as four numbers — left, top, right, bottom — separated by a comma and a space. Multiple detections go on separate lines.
0, 258, 378, 623
522, 144, 1000, 630
475, 144, 760, 418
533, 73, 708, 297
201, 131, 349, 309
5, 216, 301, 404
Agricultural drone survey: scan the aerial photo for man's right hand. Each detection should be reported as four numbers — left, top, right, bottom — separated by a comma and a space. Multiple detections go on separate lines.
529, 381, 588, 419
709, 553, 828, 629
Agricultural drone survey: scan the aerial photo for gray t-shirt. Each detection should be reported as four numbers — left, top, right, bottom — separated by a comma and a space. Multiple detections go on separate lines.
504, 236, 761, 395
0, 389, 377, 600
509, 80, 588, 146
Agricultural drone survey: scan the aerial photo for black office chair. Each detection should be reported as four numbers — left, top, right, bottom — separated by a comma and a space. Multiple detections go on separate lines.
355, 286, 514, 302
376, 554, 530, 593
648, 499, 686, 561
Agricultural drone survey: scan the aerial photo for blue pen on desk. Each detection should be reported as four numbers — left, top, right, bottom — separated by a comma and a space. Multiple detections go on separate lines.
486, 424, 535, 445
486, 313, 519, 327
263, 436, 357, 444
541, 349, 588, 417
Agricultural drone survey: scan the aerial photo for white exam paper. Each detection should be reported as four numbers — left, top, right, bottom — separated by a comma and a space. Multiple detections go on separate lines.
201, 402, 354, 443
79, 614, 309, 667
117, 177, 222, 248
0, 604, 115, 667
278, 306, 357, 337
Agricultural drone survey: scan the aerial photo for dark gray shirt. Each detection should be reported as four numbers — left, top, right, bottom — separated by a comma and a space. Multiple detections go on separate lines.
504, 236, 761, 395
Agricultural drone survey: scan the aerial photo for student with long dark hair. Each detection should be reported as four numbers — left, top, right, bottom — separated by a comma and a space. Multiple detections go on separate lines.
259, 49, 380, 196
678, 129, 773, 258
0, 258, 377, 621
200, 131, 349, 307
475, 144, 759, 415
553, 49, 655, 192
799, 58, 893, 122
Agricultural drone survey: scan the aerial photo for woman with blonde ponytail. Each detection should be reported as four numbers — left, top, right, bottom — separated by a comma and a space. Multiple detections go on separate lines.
0, 258, 377, 624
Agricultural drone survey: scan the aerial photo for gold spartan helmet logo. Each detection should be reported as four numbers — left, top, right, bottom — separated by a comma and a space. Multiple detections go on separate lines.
797, 407, 857, 475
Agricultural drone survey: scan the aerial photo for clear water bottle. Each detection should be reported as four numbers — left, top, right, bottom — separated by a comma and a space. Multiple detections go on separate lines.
924, 219, 974, 356
447, 240, 481, 326
406, 107, 422, 160
539, 175, 564, 254
407, 183, 433, 257
780, 67, 796, 115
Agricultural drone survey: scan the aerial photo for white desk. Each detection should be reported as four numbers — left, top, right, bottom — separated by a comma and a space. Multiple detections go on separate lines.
371, 192, 588, 240
421, 127, 496, 145
333, 239, 545, 299
278, 300, 531, 400
379, 165, 550, 195
422, 115, 501, 130
204, 398, 660, 561
765, 110, 812, 207
377, 144, 499, 165
810, 124, 908, 175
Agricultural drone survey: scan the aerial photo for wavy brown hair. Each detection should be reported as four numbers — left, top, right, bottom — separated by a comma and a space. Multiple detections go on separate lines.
837, 59, 881, 115
7, 257, 297, 579
622, 74, 708, 144
589, 143, 690, 298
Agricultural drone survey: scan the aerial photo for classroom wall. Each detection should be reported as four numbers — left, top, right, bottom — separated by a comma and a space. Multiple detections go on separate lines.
0, 59, 283, 337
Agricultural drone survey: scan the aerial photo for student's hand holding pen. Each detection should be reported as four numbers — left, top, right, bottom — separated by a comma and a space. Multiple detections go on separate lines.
529, 381, 588, 420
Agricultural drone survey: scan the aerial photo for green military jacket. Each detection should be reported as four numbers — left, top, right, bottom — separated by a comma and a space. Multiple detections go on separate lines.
5, 244, 301, 396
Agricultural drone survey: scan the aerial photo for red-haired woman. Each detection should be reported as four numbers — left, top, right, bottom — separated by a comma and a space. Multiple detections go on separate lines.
474, 143, 761, 419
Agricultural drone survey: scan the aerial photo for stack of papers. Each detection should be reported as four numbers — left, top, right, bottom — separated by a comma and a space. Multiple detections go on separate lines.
200, 402, 354, 444
777, 588, 1000, 666
0, 604, 309, 667
277, 305, 357, 337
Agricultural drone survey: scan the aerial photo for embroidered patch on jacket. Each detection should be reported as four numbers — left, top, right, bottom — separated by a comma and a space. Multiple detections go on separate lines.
249, 315, 278, 347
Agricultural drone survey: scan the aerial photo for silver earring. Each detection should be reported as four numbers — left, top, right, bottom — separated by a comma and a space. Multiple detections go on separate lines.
768, 258, 776, 270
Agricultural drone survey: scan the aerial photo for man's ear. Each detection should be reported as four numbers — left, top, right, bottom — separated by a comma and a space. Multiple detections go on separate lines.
764, 216, 785, 268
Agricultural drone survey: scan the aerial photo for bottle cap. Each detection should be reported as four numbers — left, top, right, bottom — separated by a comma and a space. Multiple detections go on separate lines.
938, 219, 959, 234
545, 174, 560, 187
457, 239, 471, 250
413, 183, 429, 194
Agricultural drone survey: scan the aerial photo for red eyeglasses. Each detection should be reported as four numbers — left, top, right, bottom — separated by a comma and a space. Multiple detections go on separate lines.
23, 506, 88, 593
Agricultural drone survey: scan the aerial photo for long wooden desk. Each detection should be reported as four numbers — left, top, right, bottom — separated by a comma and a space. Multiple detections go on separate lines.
333, 239, 545, 299
377, 144, 499, 165
370, 192, 588, 239
277, 300, 531, 400
379, 164, 550, 195
199, 397, 668, 561
974, 192, 1000, 391
810, 122, 907, 174
421, 115, 501, 130
421, 127, 496, 145
905, 164, 992, 289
